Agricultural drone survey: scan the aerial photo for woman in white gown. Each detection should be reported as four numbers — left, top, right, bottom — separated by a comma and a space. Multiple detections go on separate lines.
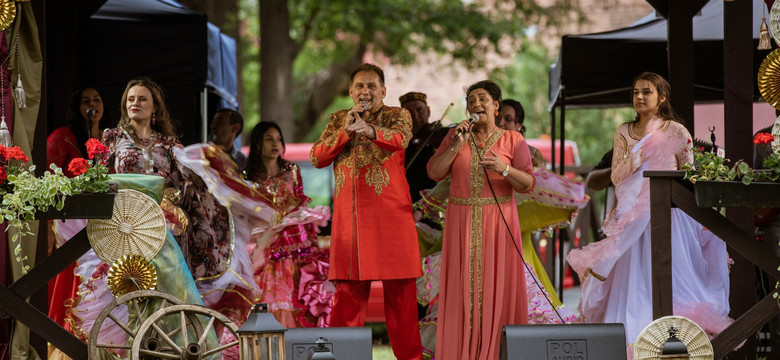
566, 72, 732, 358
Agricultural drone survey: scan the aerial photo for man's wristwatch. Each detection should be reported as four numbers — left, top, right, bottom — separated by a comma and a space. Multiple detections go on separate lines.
501, 164, 510, 177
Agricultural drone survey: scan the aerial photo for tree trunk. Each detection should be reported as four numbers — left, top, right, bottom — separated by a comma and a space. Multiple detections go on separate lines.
298, 52, 364, 141
260, 0, 296, 140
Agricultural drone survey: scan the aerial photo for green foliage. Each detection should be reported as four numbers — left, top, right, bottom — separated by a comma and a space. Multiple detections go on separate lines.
683, 149, 780, 185
682, 149, 734, 183
0, 164, 73, 273
238, 0, 581, 140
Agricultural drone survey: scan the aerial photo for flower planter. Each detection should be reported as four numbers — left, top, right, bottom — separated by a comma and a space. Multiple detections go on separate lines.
38, 186, 117, 220
694, 180, 780, 208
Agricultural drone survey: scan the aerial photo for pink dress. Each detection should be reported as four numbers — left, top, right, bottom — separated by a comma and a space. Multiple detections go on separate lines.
430, 128, 535, 360
566, 121, 732, 358
250, 163, 332, 328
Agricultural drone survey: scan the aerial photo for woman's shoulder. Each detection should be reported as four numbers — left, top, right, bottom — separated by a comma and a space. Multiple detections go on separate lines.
48, 126, 75, 140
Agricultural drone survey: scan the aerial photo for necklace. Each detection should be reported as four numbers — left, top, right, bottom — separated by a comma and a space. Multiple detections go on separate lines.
122, 127, 157, 174
475, 127, 500, 149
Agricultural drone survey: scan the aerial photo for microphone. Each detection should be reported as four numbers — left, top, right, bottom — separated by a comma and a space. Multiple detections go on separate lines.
86, 108, 97, 119
455, 113, 480, 137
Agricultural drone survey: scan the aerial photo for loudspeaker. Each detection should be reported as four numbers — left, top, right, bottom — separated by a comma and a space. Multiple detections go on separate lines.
285, 327, 372, 360
500, 323, 627, 360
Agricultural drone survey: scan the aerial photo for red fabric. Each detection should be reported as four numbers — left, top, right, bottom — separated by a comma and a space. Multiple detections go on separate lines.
310, 105, 421, 280
47, 127, 83, 177
330, 279, 422, 360
47, 263, 79, 329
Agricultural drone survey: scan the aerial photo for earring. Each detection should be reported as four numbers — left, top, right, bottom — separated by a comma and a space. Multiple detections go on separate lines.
152, 112, 157, 125
495, 110, 499, 116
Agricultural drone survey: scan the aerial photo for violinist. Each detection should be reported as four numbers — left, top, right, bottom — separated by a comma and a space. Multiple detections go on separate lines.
401, 91, 450, 202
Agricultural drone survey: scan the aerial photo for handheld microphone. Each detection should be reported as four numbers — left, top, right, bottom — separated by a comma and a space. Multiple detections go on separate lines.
86, 108, 97, 119
455, 113, 480, 137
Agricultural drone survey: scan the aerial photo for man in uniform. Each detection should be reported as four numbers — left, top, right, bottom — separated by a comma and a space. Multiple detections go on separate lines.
400, 91, 448, 203
310, 64, 423, 360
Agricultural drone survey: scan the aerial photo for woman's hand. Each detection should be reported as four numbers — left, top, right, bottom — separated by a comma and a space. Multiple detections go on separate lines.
480, 150, 507, 174
449, 119, 472, 151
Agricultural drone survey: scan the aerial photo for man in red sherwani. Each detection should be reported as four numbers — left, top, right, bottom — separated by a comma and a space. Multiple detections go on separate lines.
310, 63, 423, 360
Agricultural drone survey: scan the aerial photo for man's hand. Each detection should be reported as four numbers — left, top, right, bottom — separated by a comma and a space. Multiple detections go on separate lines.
345, 103, 376, 139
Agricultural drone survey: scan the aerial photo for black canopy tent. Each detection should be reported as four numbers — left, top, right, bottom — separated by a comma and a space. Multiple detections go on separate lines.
548, 0, 766, 111
78, 0, 238, 145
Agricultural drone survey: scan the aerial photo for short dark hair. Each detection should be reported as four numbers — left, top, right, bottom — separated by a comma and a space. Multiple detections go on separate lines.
466, 80, 502, 106
216, 108, 244, 137
350, 63, 385, 86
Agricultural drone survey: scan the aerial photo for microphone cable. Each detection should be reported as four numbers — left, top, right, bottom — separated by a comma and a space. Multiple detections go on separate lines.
466, 130, 567, 324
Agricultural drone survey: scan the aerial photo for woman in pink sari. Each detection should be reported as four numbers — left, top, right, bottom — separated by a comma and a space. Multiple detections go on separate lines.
427, 80, 535, 359
566, 72, 732, 358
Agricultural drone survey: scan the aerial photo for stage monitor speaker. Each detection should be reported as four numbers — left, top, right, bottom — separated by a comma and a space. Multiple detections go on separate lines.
500, 323, 627, 360
285, 327, 372, 360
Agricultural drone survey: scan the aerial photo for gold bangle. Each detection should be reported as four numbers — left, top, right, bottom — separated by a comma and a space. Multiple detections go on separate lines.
520, 173, 533, 192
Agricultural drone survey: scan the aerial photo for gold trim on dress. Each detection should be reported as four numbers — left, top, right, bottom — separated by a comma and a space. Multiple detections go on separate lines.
450, 195, 512, 206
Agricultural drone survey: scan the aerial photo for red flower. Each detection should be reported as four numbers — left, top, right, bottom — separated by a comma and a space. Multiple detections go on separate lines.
85, 139, 109, 160
0, 166, 6, 184
68, 158, 90, 176
753, 132, 775, 145
0, 145, 29, 163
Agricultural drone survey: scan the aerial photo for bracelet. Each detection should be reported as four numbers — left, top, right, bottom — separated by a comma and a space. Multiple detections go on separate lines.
520, 173, 533, 192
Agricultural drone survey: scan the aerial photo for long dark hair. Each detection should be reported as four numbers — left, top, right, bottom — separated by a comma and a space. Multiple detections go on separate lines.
66, 84, 111, 157
245, 121, 289, 181
118, 77, 177, 138
632, 72, 684, 124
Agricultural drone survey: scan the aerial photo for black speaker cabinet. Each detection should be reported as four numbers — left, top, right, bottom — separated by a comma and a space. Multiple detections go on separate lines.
500, 323, 627, 360
285, 327, 372, 360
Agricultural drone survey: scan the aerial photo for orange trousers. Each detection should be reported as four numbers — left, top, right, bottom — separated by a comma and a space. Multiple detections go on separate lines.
330, 278, 423, 360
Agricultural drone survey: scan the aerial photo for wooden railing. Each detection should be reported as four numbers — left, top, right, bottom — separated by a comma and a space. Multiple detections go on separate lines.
646, 170, 780, 358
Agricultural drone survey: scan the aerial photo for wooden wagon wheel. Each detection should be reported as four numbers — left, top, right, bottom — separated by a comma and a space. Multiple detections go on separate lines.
130, 304, 240, 360
87, 290, 197, 359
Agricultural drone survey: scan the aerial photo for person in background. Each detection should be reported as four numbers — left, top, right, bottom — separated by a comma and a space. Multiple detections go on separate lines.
46, 84, 112, 331
209, 108, 247, 170
498, 98, 546, 167
310, 63, 423, 360
566, 72, 732, 357
427, 80, 535, 359
48, 84, 111, 176
244, 121, 331, 327
401, 91, 448, 203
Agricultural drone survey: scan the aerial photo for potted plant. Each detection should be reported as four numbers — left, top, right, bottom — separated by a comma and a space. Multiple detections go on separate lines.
0, 139, 115, 273
682, 132, 780, 208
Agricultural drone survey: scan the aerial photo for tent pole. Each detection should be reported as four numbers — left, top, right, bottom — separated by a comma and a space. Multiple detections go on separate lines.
557, 87, 567, 299
201, 87, 208, 143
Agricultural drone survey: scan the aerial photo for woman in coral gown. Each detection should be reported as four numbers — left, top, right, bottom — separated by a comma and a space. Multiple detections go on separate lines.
427, 80, 536, 360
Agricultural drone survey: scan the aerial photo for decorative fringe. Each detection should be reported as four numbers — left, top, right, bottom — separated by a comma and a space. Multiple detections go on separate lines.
0, 118, 12, 147
759, 16, 772, 50
13, 76, 25, 109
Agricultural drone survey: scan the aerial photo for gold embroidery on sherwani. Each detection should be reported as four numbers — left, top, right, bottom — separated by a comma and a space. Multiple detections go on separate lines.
318, 112, 343, 148
365, 164, 390, 195
310, 152, 319, 168
334, 165, 348, 197
465, 129, 503, 346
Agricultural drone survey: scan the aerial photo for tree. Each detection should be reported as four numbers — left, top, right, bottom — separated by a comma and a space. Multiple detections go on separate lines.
250, 0, 581, 141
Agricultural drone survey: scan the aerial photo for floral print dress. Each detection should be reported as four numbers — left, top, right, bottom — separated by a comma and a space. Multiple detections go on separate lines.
103, 128, 233, 285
